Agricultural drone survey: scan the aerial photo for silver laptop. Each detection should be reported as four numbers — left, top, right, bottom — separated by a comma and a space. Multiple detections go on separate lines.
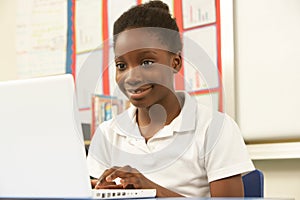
0, 74, 156, 199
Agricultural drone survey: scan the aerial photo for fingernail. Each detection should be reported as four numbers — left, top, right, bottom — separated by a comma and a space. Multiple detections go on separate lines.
97, 179, 100, 184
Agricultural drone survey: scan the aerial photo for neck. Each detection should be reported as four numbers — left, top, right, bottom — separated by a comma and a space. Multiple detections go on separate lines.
136, 93, 183, 140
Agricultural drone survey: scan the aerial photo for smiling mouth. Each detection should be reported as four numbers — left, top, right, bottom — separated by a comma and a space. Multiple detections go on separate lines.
128, 88, 150, 94
127, 85, 153, 96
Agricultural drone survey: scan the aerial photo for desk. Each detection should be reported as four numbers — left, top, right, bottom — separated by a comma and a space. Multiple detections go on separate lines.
154, 199, 292, 200
0, 198, 293, 200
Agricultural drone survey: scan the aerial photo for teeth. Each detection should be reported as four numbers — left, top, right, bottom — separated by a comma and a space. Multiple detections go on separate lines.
132, 89, 143, 94
129, 88, 145, 94
128, 86, 152, 94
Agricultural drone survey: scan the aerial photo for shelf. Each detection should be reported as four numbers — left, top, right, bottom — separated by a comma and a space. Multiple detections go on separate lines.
246, 142, 300, 160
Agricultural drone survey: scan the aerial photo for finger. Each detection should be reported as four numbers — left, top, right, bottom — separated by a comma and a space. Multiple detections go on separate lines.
96, 180, 116, 187
124, 184, 135, 189
96, 167, 120, 186
91, 179, 98, 188
99, 167, 120, 180
106, 165, 134, 182
121, 177, 142, 189
95, 184, 123, 189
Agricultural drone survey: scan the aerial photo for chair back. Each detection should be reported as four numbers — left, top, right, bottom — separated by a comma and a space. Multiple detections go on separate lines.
242, 169, 264, 197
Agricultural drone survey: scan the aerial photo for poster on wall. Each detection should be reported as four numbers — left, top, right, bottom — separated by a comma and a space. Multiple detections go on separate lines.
75, 0, 103, 53
108, 0, 137, 45
182, 0, 216, 29
183, 26, 219, 92
16, 0, 68, 78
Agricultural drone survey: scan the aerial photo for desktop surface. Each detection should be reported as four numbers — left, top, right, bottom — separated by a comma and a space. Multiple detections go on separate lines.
0, 197, 293, 200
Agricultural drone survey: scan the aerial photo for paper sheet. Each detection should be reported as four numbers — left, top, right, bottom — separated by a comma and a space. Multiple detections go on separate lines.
76, 0, 103, 53
182, 0, 216, 29
183, 26, 218, 91
16, 0, 68, 78
108, 0, 136, 44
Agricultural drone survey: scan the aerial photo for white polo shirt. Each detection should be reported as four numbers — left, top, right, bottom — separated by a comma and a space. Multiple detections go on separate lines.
87, 92, 255, 197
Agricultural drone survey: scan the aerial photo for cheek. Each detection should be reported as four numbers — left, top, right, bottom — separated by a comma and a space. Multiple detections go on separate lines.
146, 66, 174, 86
115, 72, 127, 93
115, 72, 122, 84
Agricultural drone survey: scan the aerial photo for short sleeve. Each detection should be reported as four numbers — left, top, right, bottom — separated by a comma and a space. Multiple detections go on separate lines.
87, 124, 112, 178
204, 112, 255, 182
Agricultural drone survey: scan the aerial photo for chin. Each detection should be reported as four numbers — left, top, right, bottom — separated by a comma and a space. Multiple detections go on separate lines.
129, 99, 151, 109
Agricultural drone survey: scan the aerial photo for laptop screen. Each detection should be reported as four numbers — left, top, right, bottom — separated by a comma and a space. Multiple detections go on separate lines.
0, 74, 92, 198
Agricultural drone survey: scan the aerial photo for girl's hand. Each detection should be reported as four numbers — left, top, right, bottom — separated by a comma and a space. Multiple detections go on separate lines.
95, 165, 153, 189
94, 167, 123, 189
94, 165, 184, 198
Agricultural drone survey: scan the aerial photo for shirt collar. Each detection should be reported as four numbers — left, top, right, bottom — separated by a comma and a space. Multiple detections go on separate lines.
112, 91, 197, 137
171, 91, 196, 132
112, 106, 142, 138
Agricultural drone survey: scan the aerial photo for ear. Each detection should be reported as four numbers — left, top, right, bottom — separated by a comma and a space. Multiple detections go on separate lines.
171, 52, 182, 73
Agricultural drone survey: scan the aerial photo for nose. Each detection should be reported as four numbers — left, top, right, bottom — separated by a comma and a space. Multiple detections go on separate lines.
125, 66, 143, 86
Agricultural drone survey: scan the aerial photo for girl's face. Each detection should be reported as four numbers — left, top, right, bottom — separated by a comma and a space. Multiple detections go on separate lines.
114, 28, 181, 108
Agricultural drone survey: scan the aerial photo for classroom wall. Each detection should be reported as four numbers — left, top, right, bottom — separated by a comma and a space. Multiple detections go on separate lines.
0, 0, 17, 81
233, 0, 300, 199
1, 0, 300, 199
254, 159, 300, 200
234, 0, 300, 142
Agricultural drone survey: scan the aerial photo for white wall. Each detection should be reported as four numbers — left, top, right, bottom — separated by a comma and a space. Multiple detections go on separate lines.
234, 0, 300, 199
254, 159, 300, 200
0, 0, 17, 81
234, 0, 300, 142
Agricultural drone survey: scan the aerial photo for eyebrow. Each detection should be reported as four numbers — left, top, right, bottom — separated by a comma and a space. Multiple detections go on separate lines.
114, 49, 158, 59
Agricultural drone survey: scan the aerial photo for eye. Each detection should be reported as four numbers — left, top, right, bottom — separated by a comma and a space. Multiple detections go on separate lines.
141, 60, 154, 67
116, 63, 126, 71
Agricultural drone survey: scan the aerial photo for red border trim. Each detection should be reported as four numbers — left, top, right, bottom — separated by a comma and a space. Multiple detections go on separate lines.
102, 0, 110, 95
183, 22, 216, 32
79, 107, 91, 111
215, 0, 223, 111
174, 0, 185, 90
189, 87, 220, 96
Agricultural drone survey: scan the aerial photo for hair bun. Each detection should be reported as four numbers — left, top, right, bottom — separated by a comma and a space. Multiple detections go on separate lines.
143, 0, 170, 13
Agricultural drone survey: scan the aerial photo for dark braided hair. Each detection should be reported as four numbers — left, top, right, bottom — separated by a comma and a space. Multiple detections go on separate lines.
113, 0, 182, 54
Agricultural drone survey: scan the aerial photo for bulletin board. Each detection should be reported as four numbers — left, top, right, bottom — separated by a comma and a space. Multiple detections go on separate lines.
15, 0, 75, 79
74, 0, 224, 119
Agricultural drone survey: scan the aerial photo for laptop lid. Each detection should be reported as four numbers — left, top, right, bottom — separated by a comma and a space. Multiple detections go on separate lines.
0, 74, 92, 198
